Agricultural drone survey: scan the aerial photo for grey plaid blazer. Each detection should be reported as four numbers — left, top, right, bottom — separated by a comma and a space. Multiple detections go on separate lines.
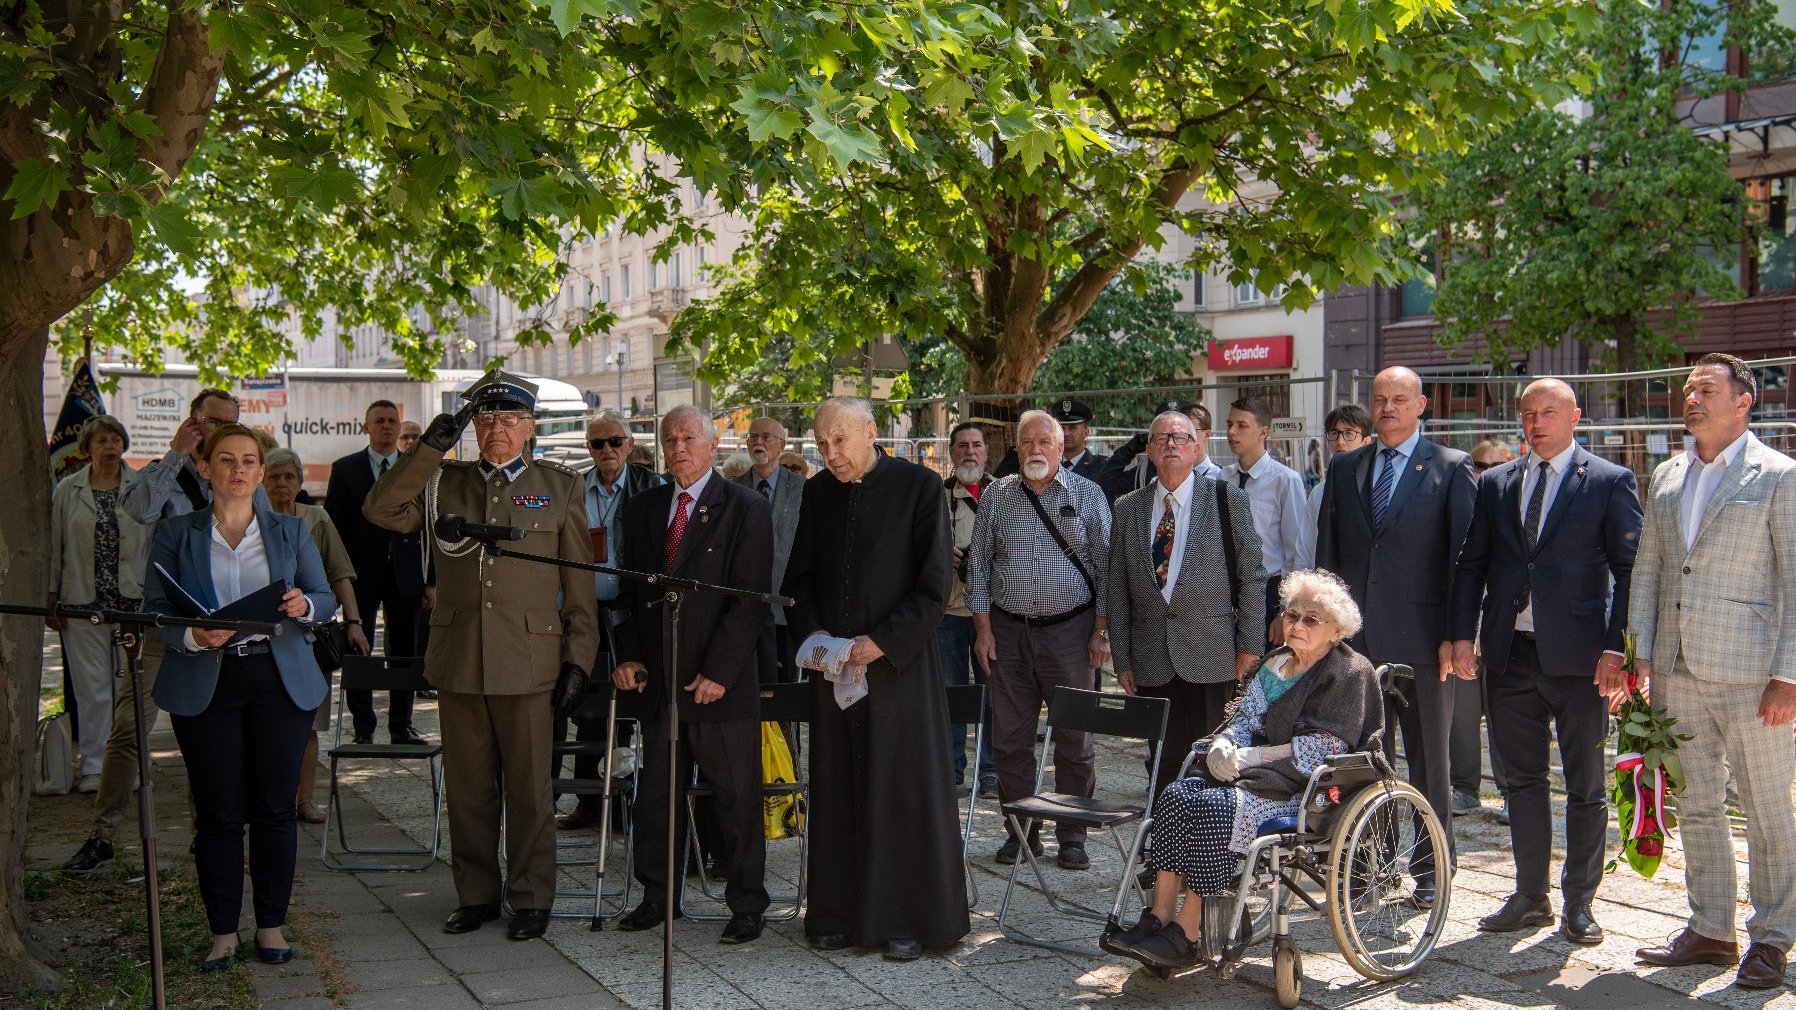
1629, 432, 1796, 686
1106, 477, 1266, 687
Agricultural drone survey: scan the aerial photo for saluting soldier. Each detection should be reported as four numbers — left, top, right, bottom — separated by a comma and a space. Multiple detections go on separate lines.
364, 371, 599, 941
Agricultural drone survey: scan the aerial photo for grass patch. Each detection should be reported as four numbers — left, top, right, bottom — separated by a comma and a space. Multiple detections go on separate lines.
20, 865, 258, 1010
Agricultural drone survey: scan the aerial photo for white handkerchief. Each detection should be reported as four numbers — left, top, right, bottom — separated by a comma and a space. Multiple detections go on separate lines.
795, 632, 869, 709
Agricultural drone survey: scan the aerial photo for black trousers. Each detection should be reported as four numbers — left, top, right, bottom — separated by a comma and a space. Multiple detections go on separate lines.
1381, 663, 1456, 883
633, 715, 769, 915
170, 653, 313, 935
555, 624, 618, 788
1136, 678, 1236, 799
1489, 634, 1609, 906
346, 580, 421, 738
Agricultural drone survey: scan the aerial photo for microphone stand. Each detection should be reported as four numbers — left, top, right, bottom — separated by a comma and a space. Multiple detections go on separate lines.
461, 533, 789, 1010
0, 602, 279, 1010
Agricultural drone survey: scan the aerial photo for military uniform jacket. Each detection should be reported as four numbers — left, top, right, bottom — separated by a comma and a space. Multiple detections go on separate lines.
364, 444, 600, 695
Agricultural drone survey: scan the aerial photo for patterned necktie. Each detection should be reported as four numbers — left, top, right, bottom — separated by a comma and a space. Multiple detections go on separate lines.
1152, 492, 1176, 589
758, 478, 771, 501
1371, 447, 1399, 530
665, 491, 692, 571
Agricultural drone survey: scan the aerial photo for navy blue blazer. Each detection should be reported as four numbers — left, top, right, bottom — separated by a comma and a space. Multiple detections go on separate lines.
145, 502, 336, 717
1315, 434, 1476, 671
1449, 447, 1643, 679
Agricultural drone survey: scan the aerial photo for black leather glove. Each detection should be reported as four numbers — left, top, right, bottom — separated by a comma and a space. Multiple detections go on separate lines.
421, 404, 474, 453
552, 662, 589, 718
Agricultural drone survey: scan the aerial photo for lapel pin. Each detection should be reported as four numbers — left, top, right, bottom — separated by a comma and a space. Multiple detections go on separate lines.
698, 505, 710, 524
1414, 463, 1423, 472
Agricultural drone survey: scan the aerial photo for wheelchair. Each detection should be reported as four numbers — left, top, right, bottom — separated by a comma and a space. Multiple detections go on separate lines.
1105, 666, 1451, 1009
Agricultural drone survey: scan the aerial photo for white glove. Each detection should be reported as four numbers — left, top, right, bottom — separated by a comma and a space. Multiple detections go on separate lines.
1206, 738, 1244, 781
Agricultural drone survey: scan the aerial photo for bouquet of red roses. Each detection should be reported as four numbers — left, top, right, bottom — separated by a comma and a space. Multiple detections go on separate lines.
1609, 633, 1692, 879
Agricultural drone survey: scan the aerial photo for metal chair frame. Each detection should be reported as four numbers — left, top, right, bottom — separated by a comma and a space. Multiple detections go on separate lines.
548, 681, 644, 926
320, 655, 444, 872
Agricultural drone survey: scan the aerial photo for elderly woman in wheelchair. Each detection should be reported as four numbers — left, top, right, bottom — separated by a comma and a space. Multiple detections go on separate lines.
1107, 569, 1388, 972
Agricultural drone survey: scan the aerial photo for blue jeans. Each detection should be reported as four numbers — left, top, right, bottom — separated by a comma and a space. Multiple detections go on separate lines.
937, 614, 995, 783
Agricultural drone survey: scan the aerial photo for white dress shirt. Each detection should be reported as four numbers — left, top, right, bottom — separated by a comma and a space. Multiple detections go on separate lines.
1680, 430, 1750, 550
1223, 452, 1313, 576
367, 446, 399, 479
1372, 428, 1424, 493
668, 467, 714, 526
1149, 474, 1196, 604
1194, 457, 1223, 481
183, 516, 311, 649
1514, 443, 1578, 633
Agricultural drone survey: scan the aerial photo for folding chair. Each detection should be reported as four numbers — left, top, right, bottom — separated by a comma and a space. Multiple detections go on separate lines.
945, 683, 987, 908
679, 681, 812, 922
548, 681, 644, 927
996, 686, 1170, 954
320, 656, 444, 872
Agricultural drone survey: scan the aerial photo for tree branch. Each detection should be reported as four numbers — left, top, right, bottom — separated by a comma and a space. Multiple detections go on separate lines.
135, 0, 226, 196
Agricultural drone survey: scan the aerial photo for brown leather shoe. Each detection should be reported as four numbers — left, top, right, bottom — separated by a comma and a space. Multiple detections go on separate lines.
1636, 928, 1739, 967
1735, 943, 1788, 990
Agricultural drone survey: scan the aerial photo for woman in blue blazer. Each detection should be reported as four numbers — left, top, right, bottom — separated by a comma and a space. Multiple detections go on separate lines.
144, 423, 336, 971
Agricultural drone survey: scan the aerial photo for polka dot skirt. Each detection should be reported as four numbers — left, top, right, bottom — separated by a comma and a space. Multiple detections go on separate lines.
1150, 778, 1238, 896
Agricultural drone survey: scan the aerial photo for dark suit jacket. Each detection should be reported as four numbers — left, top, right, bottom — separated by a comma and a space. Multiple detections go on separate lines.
1316, 433, 1476, 670
326, 449, 424, 597
1449, 447, 1642, 679
613, 471, 773, 723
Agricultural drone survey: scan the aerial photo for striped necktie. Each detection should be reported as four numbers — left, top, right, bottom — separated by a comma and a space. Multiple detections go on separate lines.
1371, 447, 1399, 530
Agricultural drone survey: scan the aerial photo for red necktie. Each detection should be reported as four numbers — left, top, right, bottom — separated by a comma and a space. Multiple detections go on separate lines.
665, 491, 692, 571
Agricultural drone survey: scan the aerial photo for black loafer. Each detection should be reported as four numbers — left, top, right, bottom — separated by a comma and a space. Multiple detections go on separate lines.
508, 908, 550, 940
61, 836, 114, 876
1100, 912, 1162, 958
1478, 893, 1553, 933
199, 943, 241, 973
255, 944, 296, 964
884, 938, 923, 961
390, 726, 427, 745
617, 901, 676, 932
1560, 904, 1604, 946
720, 911, 764, 945
809, 931, 850, 951
352, 731, 374, 746
1127, 921, 1200, 969
443, 903, 502, 934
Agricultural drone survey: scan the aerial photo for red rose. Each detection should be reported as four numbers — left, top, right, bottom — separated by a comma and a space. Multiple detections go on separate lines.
1636, 836, 1663, 857
1639, 814, 1660, 836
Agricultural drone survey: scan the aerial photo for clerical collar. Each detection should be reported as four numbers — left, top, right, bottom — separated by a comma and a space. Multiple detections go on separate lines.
479, 456, 527, 483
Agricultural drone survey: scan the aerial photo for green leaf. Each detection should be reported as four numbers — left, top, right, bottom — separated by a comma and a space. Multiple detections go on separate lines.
3, 158, 72, 219
803, 117, 886, 170
144, 199, 201, 260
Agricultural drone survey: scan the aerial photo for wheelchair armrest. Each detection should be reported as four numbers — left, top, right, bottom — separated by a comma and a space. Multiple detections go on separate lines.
1177, 738, 1214, 781
1295, 752, 1381, 834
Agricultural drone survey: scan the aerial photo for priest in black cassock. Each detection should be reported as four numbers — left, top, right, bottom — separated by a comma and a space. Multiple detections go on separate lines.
783, 396, 970, 962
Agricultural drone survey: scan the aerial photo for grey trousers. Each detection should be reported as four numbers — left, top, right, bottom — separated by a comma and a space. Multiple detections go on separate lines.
989, 608, 1096, 845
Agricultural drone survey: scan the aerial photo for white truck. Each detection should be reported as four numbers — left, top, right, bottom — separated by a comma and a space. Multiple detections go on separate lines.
94, 364, 590, 492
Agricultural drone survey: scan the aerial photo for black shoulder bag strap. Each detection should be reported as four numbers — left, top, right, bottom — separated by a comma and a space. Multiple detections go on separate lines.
174, 462, 210, 512
1018, 482, 1099, 605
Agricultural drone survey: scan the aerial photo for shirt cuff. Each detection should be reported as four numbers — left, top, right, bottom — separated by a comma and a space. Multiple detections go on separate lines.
183, 628, 201, 652
1773, 675, 1796, 685
1602, 650, 1625, 659
302, 597, 316, 624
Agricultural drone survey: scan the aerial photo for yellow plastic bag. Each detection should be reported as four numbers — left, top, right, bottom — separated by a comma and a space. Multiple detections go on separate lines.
762, 723, 804, 840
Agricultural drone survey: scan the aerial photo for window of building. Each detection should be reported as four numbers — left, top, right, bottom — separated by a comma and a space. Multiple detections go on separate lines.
649, 259, 661, 290
670, 252, 683, 288
1758, 174, 1796, 292
1398, 245, 1438, 318
601, 272, 611, 303
621, 264, 632, 299
1192, 273, 1206, 308
1234, 281, 1260, 306
1231, 374, 1292, 418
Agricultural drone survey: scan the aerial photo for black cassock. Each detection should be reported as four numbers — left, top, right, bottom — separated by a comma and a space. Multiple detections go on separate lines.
783, 450, 971, 948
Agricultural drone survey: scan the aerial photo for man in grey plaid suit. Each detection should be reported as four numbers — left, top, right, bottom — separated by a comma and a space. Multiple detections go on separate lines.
1107, 410, 1266, 794
1631, 353, 1796, 989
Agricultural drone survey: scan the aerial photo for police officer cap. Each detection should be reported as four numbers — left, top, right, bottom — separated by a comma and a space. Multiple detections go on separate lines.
1048, 398, 1093, 425
461, 370, 539, 413
1157, 397, 1198, 415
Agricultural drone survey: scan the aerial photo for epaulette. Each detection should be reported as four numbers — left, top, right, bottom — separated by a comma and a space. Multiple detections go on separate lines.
534, 458, 581, 481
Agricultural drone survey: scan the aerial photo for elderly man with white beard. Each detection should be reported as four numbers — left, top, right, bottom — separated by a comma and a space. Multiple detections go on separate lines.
968, 410, 1112, 870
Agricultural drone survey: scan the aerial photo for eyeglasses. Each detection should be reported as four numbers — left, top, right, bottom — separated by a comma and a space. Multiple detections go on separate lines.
1281, 610, 1332, 630
1148, 433, 1197, 446
744, 432, 782, 442
1325, 429, 1365, 443
589, 436, 628, 449
781, 463, 807, 475
1472, 460, 1501, 472
472, 412, 530, 429
197, 416, 230, 430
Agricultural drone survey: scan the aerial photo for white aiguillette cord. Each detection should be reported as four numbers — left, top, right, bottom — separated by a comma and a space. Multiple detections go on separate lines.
422, 467, 486, 581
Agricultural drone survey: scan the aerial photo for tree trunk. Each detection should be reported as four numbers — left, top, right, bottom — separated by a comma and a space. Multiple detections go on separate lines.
0, 325, 58, 993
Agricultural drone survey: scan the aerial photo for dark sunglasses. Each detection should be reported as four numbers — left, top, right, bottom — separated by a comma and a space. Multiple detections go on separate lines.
589, 436, 628, 449
1472, 460, 1499, 472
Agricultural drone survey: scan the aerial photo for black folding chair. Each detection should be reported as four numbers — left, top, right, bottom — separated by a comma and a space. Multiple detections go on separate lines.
679, 681, 812, 922
945, 683, 987, 908
996, 686, 1169, 953
320, 656, 444, 872
549, 680, 645, 927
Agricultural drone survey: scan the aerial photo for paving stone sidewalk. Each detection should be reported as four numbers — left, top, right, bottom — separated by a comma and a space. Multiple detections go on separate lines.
29, 636, 1796, 1009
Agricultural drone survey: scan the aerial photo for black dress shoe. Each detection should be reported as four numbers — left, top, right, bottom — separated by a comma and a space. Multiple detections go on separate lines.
1560, 904, 1604, 945
353, 731, 374, 746
61, 836, 114, 876
1478, 893, 1554, 933
1058, 844, 1090, 870
617, 901, 677, 932
390, 726, 427, 745
720, 911, 764, 945
255, 944, 296, 964
556, 800, 604, 830
508, 908, 551, 940
884, 938, 923, 961
443, 903, 502, 934
995, 836, 1045, 865
809, 932, 850, 951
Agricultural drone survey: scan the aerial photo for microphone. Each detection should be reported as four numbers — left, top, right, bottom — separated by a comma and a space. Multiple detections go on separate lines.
434, 514, 526, 543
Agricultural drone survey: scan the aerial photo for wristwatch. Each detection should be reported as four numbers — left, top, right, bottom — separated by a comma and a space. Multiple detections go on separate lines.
1096, 628, 1110, 641
344, 619, 362, 625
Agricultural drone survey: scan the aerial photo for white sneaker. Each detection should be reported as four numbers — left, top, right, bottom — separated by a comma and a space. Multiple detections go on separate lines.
77, 774, 101, 794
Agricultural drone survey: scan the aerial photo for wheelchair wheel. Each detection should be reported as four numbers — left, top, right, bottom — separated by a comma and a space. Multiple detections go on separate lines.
1274, 944, 1302, 1009
1323, 779, 1450, 981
